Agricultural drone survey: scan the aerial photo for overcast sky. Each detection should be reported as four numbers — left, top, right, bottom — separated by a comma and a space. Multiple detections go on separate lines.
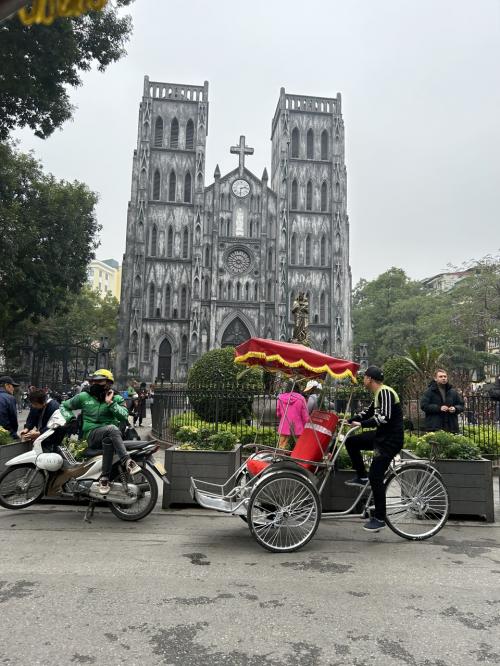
15, 0, 500, 284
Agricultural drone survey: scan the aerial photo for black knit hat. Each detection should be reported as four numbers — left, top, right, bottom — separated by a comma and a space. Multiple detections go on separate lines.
364, 366, 384, 382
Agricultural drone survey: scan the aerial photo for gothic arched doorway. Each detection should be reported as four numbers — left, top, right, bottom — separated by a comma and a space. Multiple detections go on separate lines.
221, 318, 250, 348
158, 338, 172, 380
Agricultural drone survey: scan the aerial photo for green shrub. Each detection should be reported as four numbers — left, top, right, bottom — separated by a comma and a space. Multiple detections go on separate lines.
0, 426, 13, 446
408, 431, 482, 460
462, 425, 499, 455
177, 430, 239, 452
187, 347, 263, 423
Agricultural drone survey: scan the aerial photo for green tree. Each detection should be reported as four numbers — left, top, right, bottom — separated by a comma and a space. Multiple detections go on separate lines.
0, 1, 134, 140
0, 142, 100, 345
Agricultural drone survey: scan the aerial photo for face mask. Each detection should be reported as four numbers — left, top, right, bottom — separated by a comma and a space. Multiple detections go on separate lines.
89, 384, 107, 402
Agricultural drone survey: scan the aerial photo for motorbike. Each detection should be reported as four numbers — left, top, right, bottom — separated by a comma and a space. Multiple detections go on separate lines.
0, 410, 169, 522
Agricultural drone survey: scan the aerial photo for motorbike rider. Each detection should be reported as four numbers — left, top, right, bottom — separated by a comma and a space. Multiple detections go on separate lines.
60, 369, 141, 495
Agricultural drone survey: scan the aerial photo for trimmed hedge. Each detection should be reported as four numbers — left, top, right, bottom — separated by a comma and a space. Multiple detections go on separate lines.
404, 430, 482, 460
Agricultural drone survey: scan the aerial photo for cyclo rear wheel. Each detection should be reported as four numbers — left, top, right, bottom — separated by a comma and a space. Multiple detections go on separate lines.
247, 470, 321, 553
384, 462, 449, 540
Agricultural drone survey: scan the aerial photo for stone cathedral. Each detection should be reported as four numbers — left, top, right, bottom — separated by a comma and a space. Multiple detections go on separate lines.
116, 76, 353, 384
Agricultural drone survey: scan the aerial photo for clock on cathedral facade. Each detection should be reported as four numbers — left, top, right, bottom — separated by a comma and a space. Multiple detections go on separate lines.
116, 77, 353, 384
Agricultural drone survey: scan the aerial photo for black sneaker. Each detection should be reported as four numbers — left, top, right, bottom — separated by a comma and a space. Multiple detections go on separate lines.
363, 517, 386, 532
345, 476, 369, 487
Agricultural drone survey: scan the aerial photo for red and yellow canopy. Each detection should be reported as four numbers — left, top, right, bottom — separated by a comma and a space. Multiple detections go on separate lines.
234, 337, 359, 382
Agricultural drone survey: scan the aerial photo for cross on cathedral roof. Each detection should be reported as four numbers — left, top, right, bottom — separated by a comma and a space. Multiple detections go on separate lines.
230, 135, 254, 175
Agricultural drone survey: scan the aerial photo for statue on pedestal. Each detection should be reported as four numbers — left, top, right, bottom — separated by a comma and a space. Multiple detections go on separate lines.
291, 292, 310, 346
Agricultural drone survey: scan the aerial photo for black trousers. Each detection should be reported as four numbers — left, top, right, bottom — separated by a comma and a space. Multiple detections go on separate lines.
345, 430, 400, 521
87, 425, 128, 478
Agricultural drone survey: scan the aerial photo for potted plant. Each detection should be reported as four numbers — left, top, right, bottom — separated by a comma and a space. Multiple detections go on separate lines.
402, 431, 494, 521
162, 426, 242, 508
0, 427, 32, 474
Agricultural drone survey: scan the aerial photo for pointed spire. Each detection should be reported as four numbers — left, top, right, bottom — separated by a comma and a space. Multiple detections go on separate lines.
262, 167, 268, 182
214, 164, 220, 180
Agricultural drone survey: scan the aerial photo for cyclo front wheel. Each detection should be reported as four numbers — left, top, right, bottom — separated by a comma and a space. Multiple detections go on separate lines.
0, 464, 45, 509
384, 462, 449, 540
247, 470, 321, 553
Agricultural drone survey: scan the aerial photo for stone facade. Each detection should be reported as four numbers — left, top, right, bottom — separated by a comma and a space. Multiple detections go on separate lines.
116, 78, 353, 384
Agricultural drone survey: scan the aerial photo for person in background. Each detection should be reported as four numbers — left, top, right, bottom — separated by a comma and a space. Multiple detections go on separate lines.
303, 380, 335, 414
420, 369, 464, 433
276, 380, 309, 449
20, 388, 60, 441
0, 376, 20, 440
134, 382, 148, 427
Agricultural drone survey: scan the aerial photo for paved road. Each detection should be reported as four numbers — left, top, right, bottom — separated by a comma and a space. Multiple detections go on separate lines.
1, 503, 500, 666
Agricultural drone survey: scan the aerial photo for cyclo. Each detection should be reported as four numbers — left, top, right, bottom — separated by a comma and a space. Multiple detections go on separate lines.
191, 338, 450, 553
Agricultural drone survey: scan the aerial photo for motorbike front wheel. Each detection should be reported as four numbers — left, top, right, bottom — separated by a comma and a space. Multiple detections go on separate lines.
0, 464, 45, 509
108, 466, 158, 522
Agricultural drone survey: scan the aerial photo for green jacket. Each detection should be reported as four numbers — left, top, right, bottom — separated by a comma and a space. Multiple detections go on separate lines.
60, 392, 129, 439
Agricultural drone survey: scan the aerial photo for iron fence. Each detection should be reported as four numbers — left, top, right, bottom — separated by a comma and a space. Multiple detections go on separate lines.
151, 385, 500, 457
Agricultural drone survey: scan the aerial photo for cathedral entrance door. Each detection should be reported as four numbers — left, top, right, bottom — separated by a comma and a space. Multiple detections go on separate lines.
221, 318, 251, 347
158, 339, 172, 380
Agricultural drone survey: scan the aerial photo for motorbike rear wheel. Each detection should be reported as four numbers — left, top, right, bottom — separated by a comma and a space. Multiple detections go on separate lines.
108, 466, 158, 521
0, 464, 45, 509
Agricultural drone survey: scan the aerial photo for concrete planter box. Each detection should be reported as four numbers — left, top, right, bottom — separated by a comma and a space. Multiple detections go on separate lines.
320, 469, 362, 512
162, 444, 242, 508
0, 441, 32, 474
401, 449, 494, 522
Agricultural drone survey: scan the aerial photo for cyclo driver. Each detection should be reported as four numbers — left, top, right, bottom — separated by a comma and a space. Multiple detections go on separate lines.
60, 369, 141, 495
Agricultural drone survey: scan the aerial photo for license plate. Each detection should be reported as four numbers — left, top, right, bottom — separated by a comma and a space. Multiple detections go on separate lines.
153, 459, 166, 476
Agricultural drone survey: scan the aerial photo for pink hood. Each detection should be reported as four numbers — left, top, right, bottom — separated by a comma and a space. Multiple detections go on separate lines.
276, 392, 309, 436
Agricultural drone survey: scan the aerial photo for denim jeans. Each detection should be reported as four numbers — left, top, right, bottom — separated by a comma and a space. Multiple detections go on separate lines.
87, 425, 128, 477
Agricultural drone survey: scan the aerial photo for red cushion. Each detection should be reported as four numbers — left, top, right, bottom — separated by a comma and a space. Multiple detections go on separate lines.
246, 411, 338, 475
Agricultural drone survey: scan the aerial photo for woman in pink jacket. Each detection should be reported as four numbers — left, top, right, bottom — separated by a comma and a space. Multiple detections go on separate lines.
276, 383, 310, 449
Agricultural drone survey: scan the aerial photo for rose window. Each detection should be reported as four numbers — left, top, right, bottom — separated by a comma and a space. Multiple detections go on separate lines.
227, 249, 251, 274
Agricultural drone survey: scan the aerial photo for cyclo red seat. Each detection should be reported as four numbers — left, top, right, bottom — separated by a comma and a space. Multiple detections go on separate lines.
246, 410, 339, 476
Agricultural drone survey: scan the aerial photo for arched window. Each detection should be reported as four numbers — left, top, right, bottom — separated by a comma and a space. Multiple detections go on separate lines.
165, 284, 171, 318
267, 248, 273, 271
181, 335, 188, 362
134, 275, 141, 297
335, 181, 340, 200
236, 282, 241, 300
306, 181, 313, 211
218, 279, 223, 299
220, 193, 225, 210
130, 330, 138, 352
220, 217, 224, 235
322, 338, 329, 353
168, 171, 176, 201
254, 284, 258, 300
245, 282, 250, 300
307, 129, 314, 159
148, 283, 155, 318
226, 218, 231, 236
321, 181, 328, 212
291, 179, 298, 209
152, 170, 160, 200
290, 233, 297, 264
321, 130, 328, 160
182, 228, 189, 258
320, 235, 326, 266
267, 279, 273, 301
320, 292, 326, 323
291, 127, 299, 158
143, 333, 150, 361
305, 234, 311, 264
180, 286, 187, 318
204, 246, 210, 266
150, 225, 157, 256
184, 172, 192, 203
185, 119, 194, 150
154, 117, 163, 147
203, 277, 209, 300
194, 278, 199, 298
167, 226, 173, 257
170, 117, 179, 148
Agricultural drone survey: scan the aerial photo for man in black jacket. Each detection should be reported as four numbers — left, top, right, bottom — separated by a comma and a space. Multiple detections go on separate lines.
0, 375, 20, 440
345, 366, 404, 533
420, 369, 464, 433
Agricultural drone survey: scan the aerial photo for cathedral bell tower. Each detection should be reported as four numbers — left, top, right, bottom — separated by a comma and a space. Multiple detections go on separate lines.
271, 88, 352, 357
